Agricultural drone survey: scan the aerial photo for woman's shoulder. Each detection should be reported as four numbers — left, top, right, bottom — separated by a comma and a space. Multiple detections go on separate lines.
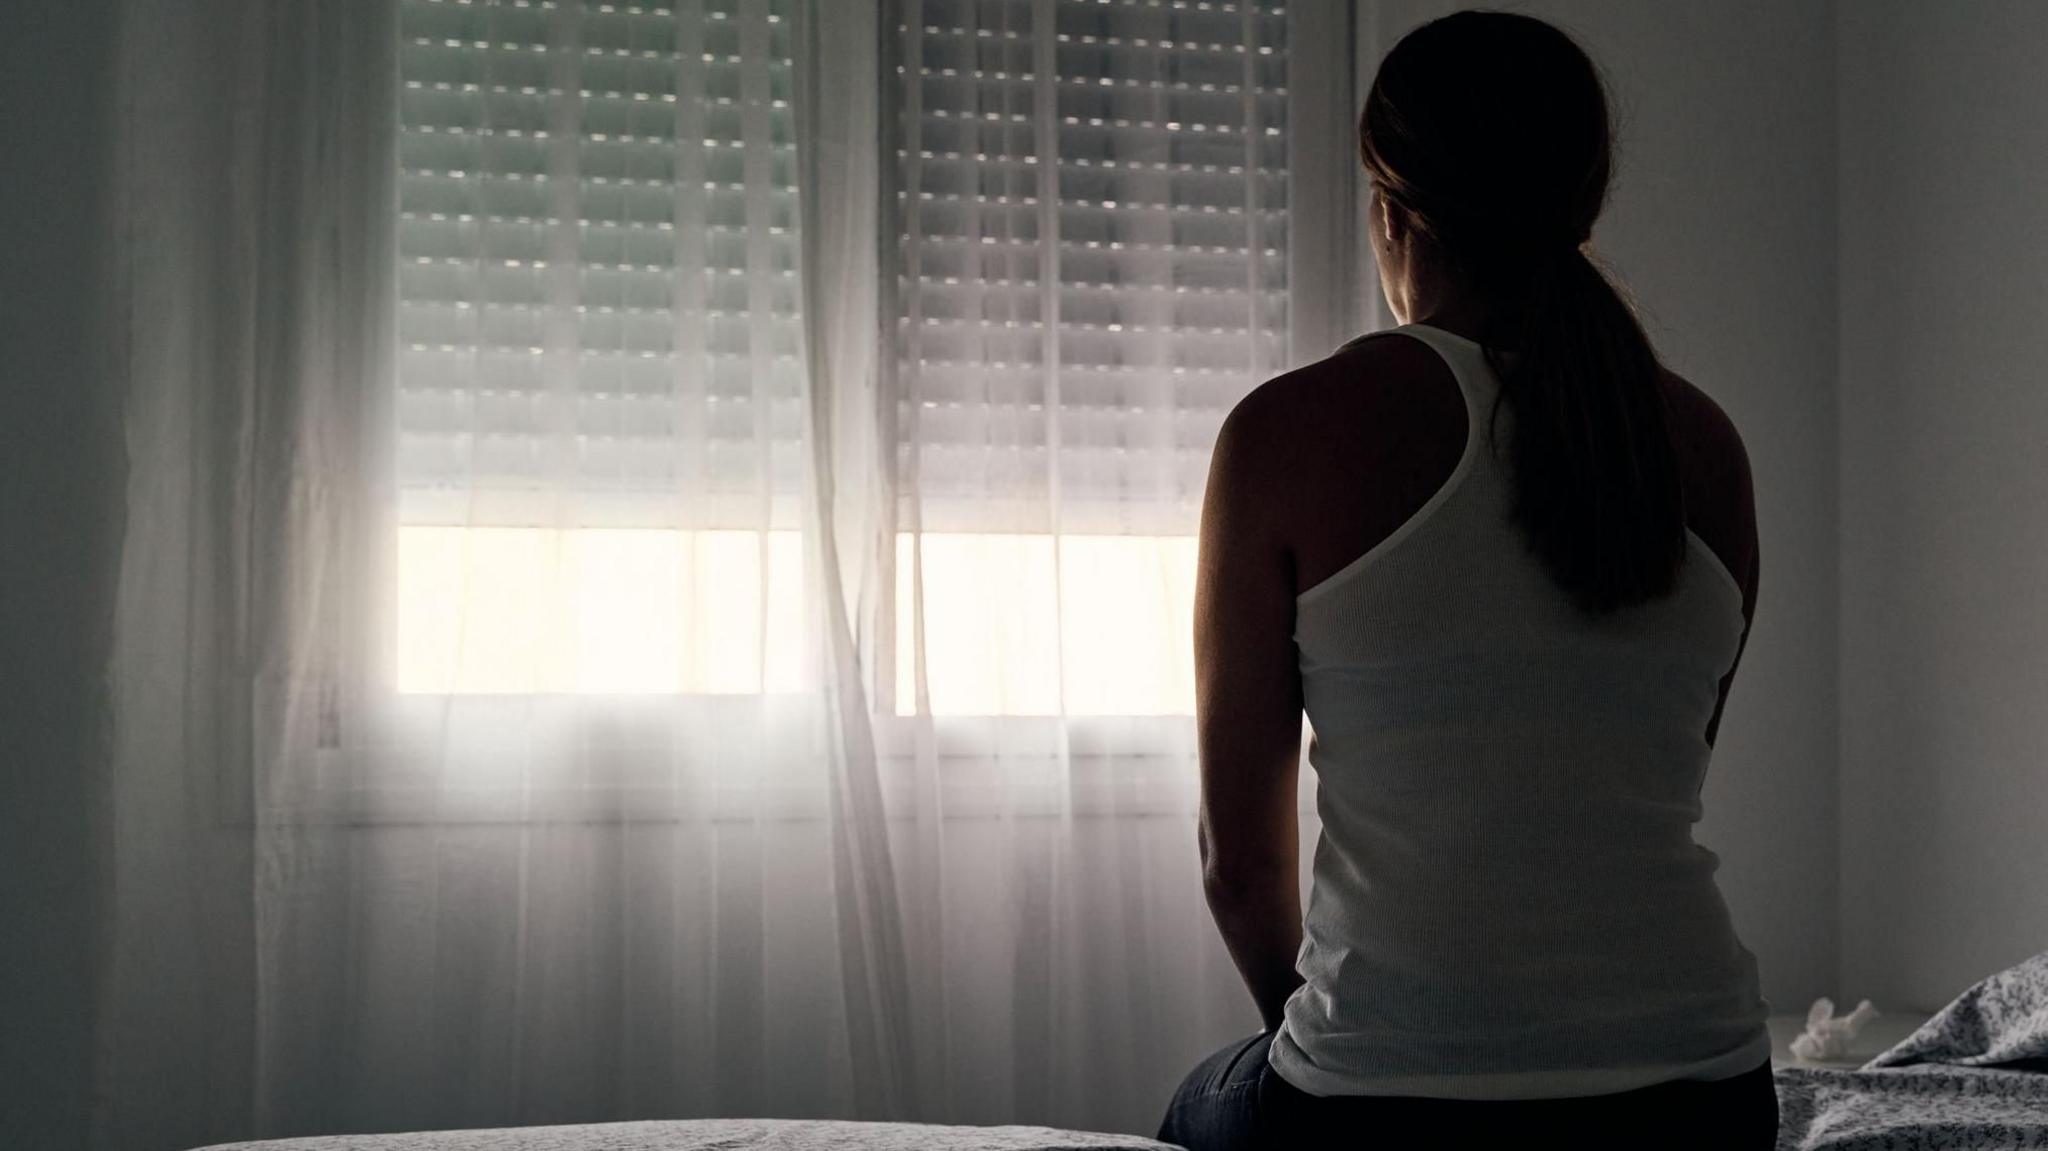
1219, 332, 1453, 445
1209, 334, 1467, 586
1659, 368, 1747, 453
1212, 334, 1460, 504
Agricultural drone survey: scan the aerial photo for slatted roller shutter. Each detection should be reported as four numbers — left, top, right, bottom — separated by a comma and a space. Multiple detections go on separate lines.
891, 0, 1289, 536
397, 0, 805, 530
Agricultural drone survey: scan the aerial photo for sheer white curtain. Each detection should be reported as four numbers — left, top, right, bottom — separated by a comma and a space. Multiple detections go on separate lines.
874, 0, 1302, 1124
98, 0, 1351, 1146
107, 0, 920, 1141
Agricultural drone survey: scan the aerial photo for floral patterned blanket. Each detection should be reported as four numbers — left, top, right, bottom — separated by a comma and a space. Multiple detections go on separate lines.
1776, 950, 2048, 1149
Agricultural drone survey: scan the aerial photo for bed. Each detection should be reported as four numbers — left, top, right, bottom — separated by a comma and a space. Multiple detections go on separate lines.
192, 1121, 1177, 1151
193, 955, 2048, 1151
1774, 950, 2048, 1150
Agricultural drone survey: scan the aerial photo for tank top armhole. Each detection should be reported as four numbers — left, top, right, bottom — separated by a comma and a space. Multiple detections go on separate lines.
1297, 325, 1486, 607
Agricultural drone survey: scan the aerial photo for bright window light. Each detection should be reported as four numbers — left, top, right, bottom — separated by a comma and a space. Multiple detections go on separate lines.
399, 528, 1197, 715
397, 527, 808, 695
894, 534, 1198, 717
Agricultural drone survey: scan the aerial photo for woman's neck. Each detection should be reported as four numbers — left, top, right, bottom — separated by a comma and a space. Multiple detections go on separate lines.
1392, 264, 1497, 346
1405, 299, 1494, 346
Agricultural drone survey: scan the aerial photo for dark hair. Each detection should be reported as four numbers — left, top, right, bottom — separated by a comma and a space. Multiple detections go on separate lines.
1361, 10, 1685, 616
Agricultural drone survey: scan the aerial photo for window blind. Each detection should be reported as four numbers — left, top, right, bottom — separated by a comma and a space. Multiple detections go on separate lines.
397, 0, 805, 530
394, 0, 812, 696
891, 0, 1290, 537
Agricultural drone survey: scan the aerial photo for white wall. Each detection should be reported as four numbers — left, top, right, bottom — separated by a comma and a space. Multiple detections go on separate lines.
0, 4, 123, 1149
1366, 0, 1843, 1012
1838, 1, 2048, 1010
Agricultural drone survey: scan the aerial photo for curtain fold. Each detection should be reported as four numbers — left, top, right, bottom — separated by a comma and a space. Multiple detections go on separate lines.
792, 0, 920, 1114
102, 0, 400, 1145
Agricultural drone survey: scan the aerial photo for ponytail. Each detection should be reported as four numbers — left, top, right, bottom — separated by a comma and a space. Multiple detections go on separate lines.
1363, 10, 1686, 616
1482, 248, 1685, 617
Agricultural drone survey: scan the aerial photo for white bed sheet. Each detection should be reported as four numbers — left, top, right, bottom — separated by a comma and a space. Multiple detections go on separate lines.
191, 1119, 1180, 1151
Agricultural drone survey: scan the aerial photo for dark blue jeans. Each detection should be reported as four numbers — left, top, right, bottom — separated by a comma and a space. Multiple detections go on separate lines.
1157, 1032, 1779, 1150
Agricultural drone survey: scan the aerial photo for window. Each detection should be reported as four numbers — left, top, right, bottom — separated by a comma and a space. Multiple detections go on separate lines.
889, 0, 1288, 715
389, 0, 1310, 716
394, 0, 808, 695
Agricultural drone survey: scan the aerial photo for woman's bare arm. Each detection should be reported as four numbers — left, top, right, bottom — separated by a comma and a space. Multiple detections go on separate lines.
1664, 372, 1759, 749
1193, 390, 1308, 1032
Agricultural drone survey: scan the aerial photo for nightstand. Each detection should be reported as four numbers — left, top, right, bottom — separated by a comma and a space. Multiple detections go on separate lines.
1766, 1008, 1934, 1069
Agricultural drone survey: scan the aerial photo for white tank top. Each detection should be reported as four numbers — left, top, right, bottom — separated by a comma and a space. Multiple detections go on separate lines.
1266, 322, 1772, 1100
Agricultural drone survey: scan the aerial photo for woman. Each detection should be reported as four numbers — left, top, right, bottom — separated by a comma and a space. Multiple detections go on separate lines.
1158, 11, 1775, 1149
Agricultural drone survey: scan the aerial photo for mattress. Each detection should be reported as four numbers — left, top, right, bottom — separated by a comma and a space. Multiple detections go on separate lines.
191, 1119, 1178, 1151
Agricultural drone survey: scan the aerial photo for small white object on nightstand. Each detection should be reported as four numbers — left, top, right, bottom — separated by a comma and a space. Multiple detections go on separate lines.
1767, 1003, 1933, 1069
1789, 997, 1879, 1060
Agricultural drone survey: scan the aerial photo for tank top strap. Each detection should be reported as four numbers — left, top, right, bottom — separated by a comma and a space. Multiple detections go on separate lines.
1389, 321, 1498, 403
